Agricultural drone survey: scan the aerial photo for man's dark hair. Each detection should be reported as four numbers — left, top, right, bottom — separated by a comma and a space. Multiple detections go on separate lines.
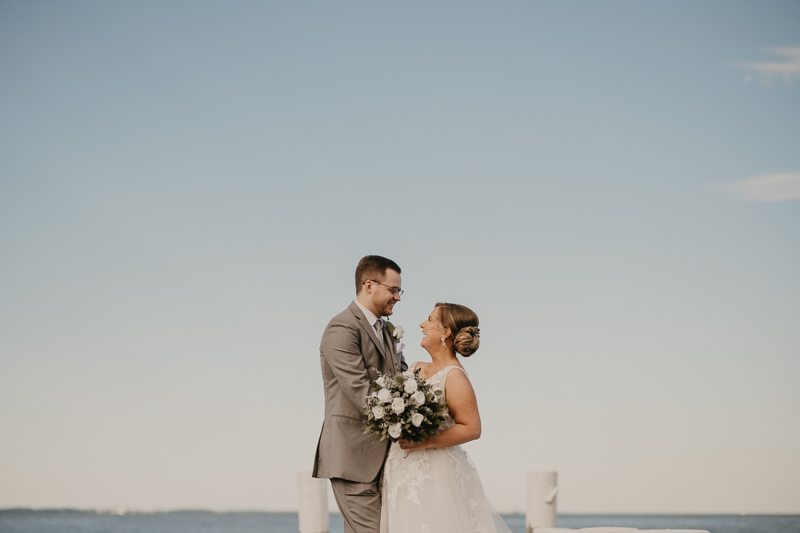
355, 255, 401, 294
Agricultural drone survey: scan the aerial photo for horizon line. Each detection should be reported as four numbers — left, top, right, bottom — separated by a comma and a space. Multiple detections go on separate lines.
1, 507, 797, 517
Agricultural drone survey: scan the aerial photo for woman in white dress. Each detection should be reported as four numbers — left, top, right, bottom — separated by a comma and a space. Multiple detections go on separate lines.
380, 303, 512, 533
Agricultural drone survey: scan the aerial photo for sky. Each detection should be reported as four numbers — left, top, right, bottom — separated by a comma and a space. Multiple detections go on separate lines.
1, 0, 799, 515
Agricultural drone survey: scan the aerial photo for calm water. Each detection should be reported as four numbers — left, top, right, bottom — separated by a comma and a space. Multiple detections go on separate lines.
1, 510, 799, 533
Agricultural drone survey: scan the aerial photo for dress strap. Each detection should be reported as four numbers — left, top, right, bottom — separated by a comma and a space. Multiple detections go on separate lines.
441, 365, 468, 378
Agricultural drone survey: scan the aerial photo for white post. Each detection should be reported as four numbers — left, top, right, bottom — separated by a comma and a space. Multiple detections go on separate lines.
526, 471, 558, 533
297, 471, 329, 533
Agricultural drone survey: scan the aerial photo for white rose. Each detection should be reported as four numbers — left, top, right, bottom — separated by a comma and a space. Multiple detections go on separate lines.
412, 391, 425, 405
404, 378, 418, 394
411, 412, 424, 427
391, 397, 405, 414
378, 388, 392, 403
372, 406, 385, 419
376, 376, 386, 387
393, 326, 405, 339
388, 423, 402, 439
395, 342, 405, 354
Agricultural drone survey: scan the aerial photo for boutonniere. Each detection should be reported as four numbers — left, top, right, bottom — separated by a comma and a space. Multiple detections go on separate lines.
386, 323, 404, 340
385, 322, 405, 354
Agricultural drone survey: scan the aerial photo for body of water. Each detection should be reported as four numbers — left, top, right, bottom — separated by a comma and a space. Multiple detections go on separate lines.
1, 510, 799, 533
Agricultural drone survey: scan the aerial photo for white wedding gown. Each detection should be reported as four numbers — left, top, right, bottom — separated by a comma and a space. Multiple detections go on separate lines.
380, 365, 513, 533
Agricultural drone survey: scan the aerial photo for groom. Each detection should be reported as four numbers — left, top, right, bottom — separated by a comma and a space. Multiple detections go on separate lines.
313, 255, 408, 533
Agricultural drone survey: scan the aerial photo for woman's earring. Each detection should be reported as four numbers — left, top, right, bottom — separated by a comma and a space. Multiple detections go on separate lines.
441, 337, 446, 347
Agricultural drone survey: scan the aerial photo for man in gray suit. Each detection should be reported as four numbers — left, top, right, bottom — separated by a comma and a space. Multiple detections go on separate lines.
313, 255, 408, 533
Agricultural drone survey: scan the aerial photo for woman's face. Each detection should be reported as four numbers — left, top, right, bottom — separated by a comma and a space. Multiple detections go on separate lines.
420, 307, 445, 351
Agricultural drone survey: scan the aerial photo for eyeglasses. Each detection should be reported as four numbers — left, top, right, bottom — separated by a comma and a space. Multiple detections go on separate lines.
367, 280, 404, 296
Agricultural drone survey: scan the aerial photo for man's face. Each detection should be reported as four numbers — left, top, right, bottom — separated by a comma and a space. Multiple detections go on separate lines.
370, 269, 402, 317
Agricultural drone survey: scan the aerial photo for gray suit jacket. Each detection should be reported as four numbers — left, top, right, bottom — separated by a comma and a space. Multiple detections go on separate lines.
313, 301, 408, 483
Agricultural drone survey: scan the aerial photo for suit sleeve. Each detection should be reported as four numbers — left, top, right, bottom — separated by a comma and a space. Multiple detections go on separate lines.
398, 350, 408, 373
321, 320, 372, 411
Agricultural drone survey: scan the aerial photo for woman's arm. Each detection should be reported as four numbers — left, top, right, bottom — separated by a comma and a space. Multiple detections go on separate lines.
399, 368, 481, 451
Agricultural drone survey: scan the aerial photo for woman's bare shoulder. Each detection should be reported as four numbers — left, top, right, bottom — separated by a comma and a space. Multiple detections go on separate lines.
444, 366, 474, 395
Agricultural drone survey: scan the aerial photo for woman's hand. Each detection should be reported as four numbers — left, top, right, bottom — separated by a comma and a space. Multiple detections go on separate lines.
398, 438, 428, 451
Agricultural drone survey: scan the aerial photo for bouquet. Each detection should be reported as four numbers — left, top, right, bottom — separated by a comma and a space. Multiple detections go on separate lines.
362, 368, 447, 457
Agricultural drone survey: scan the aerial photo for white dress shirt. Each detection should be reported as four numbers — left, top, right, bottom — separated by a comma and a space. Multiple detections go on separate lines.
354, 299, 383, 336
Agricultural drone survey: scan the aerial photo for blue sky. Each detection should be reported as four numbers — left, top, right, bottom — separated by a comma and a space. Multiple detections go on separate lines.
1, 0, 798, 513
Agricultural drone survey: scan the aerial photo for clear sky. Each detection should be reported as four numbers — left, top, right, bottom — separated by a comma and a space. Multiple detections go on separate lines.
1, 0, 798, 515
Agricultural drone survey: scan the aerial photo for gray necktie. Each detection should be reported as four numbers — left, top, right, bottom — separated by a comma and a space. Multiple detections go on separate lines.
375, 319, 396, 372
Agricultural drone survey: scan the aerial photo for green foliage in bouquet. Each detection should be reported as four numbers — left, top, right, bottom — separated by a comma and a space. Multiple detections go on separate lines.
361, 368, 447, 444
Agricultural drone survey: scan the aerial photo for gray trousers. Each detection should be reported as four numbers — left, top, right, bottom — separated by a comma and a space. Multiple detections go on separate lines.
330, 477, 381, 533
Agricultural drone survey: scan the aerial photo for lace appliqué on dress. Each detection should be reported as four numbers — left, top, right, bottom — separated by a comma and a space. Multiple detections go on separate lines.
446, 446, 486, 531
384, 366, 456, 510
384, 445, 432, 509
380, 364, 510, 533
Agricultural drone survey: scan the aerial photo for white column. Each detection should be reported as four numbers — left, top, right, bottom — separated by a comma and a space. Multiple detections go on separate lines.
526, 471, 558, 533
297, 471, 329, 533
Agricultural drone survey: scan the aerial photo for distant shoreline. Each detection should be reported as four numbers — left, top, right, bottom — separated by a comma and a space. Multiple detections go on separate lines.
2, 509, 798, 516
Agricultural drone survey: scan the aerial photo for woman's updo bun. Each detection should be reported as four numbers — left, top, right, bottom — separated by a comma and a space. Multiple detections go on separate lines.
436, 303, 480, 357
453, 326, 480, 357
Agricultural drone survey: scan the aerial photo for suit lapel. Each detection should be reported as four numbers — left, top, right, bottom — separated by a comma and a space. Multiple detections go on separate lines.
348, 301, 387, 359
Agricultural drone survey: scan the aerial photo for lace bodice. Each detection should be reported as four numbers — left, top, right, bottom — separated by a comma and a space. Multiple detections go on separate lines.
419, 364, 468, 431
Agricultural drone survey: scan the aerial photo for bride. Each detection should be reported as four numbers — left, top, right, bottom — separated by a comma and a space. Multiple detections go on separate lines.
380, 302, 512, 533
